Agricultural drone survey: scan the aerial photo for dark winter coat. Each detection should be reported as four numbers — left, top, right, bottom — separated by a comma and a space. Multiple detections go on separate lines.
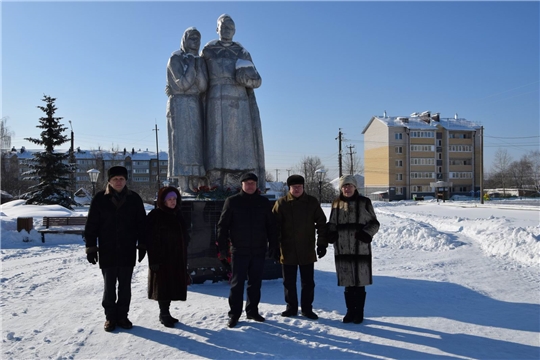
84, 185, 146, 269
146, 187, 190, 301
272, 192, 328, 265
325, 191, 380, 287
217, 190, 277, 257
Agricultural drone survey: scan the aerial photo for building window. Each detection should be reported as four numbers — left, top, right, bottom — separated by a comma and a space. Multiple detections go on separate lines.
396, 187, 403, 195
410, 131, 435, 138
411, 172, 435, 179
395, 133, 403, 140
449, 159, 472, 166
395, 146, 403, 154
395, 160, 403, 167
450, 172, 472, 179
449, 145, 472, 152
411, 145, 435, 152
133, 169, 149, 174
396, 173, 403, 181
411, 158, 435, 165
437, 140, 442, 146
438, 167, 442, 173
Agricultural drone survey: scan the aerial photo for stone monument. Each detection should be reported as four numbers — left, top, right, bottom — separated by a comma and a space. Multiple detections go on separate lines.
167, 14, 266, 193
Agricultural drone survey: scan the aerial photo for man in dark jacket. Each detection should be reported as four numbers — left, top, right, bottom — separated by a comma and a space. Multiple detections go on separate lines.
85, 166, 147, 332
272, 175, 328, 320
217, 172, 277, 328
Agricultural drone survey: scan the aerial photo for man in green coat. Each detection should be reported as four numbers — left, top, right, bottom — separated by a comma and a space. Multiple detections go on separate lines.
272, 175, 328, 319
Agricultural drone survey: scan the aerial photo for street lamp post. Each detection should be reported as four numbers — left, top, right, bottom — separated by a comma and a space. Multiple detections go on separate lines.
87, 169, 100, 197
315, 169, 327, 204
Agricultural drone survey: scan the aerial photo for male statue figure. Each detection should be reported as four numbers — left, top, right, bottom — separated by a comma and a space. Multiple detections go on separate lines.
166, 27, 208, 193
201, 14, 266, 191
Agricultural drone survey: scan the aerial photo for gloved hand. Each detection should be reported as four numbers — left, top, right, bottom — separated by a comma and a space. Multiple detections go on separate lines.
138, 248, 146, 263
355, 230, 372, 244
150, 264, 160, 272
327, 231, 338, 244
87, 252, 98, 265
316, 246, 327, 259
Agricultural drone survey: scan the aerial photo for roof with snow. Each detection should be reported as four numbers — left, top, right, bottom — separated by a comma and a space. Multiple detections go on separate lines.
362, 112, 482, 134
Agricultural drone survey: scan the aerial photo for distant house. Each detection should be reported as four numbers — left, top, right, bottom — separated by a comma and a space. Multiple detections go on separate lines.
362, 112, 483, 201
1, 147, 169, 191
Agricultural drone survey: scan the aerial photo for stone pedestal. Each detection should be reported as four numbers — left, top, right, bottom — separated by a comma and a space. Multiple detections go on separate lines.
181, 199, 281, 284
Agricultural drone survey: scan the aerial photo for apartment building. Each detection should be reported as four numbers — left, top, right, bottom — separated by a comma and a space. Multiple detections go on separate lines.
1, 146, 169, 191
362, 111, 483, 201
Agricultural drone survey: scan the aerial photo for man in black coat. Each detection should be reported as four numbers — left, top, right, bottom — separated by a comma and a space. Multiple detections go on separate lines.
217, 172, 277, 328
85, 166, 147, 332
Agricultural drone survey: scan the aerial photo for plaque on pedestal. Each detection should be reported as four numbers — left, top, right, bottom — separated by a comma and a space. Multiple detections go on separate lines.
180, 199, 281, 284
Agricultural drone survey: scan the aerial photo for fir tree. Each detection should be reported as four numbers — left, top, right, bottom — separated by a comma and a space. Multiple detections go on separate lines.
21, 95, 76, 208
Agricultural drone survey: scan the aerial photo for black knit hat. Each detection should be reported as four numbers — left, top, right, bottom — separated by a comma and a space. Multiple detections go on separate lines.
107, 166, 128, 180
287, 175, 305, 187
240, 172, 258, 183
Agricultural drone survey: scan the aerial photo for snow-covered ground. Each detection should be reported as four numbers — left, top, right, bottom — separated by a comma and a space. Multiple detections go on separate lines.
1, 198, 539, 359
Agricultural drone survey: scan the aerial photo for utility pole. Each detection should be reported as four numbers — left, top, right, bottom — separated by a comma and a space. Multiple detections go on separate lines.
346, 144, 355, 175
480, 126, 484, 204
153, 123, 160, 195
68, 120, 75, 199
286, 169, 291, 178
275, 169, 279, 182
336, 129, 343, 178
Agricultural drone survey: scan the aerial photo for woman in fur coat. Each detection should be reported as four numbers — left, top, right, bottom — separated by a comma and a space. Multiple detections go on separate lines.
326, 175, 380, 324
146, 186, 190, 328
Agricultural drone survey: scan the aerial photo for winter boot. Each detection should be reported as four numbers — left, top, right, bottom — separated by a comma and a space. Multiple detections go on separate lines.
158, 300, 175, 328
353, 289, 366, 324
342, 288, 356, 323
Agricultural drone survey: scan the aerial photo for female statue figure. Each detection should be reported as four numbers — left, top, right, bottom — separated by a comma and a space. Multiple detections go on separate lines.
166, 27, 208, 193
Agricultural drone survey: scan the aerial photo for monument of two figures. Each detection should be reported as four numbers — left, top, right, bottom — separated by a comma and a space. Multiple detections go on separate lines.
166, 14, 265, 194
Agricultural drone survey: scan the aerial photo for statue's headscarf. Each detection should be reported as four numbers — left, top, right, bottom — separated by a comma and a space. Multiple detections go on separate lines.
180, 27, 201, 53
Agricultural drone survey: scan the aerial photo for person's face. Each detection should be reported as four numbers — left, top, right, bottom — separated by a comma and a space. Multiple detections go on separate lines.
109, 176, 126, 192
185, 32, 201, 54
217, 19, 235, 42
164, 196, 177, 209
242, 180, 257, 195
341, 184, 356, 198
289, 184, 304, 198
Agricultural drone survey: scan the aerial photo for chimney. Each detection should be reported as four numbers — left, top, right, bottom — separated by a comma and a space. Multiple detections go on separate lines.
431, 113, 440, 122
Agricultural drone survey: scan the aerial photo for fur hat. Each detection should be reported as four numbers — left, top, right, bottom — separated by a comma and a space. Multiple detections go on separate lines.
287, 175, 305, 187
339, 175, 357, 189
107, 166, 128, 181
240, 172, 258, 183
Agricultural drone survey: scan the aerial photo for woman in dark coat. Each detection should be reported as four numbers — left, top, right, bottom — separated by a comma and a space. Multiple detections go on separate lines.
326, 175, 380, 324
146, 186, 190, 327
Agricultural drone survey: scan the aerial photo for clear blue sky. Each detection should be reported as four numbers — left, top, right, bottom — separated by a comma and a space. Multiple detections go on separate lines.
2, 1, 539, 181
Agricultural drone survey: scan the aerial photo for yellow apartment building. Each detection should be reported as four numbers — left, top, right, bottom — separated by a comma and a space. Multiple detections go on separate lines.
362, 111, 483, 201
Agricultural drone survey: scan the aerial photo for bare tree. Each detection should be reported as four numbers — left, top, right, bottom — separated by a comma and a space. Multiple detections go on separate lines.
265, 171, 274, 182
491, 148, 513, 196
509, 158, 532, 190
526, 150, 540, 191
0, 116, 14, 150
295, 156, 323, 195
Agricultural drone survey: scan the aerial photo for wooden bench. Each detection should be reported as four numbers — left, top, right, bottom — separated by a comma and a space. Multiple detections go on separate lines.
38, 216, 87, 243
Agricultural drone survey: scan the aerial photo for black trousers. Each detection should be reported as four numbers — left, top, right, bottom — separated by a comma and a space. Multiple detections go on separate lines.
282, 263, 315, 312
101, 266, 134, 321
228, 253, 265, 317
